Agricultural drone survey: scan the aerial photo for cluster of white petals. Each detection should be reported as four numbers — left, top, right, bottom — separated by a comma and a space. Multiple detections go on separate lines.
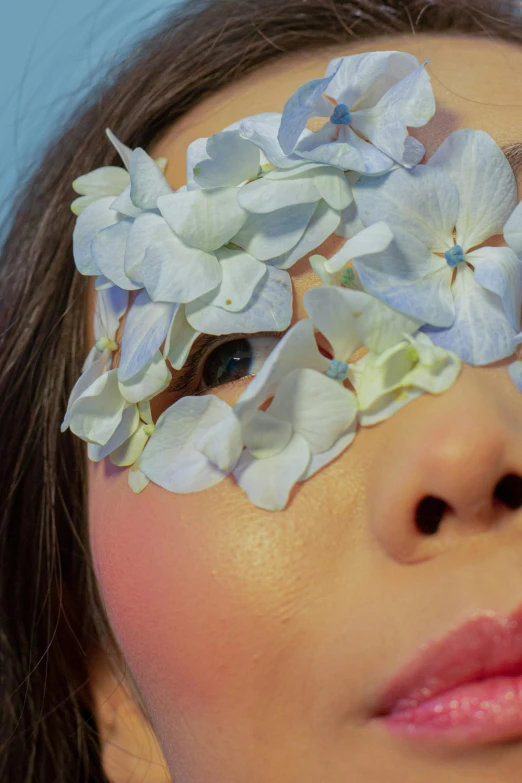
61, 49, 522, 511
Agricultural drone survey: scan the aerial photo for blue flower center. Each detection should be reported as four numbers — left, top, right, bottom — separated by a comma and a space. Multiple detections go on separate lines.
444, 245, 466, 268
326, 359, 349, 381
330, 104, 352, 125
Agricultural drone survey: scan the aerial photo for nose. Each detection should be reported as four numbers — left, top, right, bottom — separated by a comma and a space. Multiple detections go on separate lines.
366, 364, 522, 562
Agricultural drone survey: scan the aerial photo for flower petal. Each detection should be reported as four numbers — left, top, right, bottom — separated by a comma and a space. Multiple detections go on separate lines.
232, 202, 317, 261
300, 422, 357, 481
194, 130, 261, 188
72, 196, 120, 276
91, 220, 142, 290
61, 352, 110, 432
233, 433, 311, 511
198, 247, 267, 312
129, 148, 173, 209
72, 166, 130, 198
504, 201, 522, 257
421, 264, 517, 365
138, 395, 233, 492
238, 172, 320, 214
269, 201, 341, 270
142, 231, 222, 304
106, 128, 132, 169
93, 286, 128, 342
128, 465, 150, 493
242, 410, 293, 459
303, 286, 362, 359
358, 387, 424, 427
354, 165, 457, 251
158, 188, 247, 252
352, 227, 454, 327
325, 51, 420, 110
69, 369, 128, 445
239, 112, 304, 169
109, 422, 150, 467
110, 184, 144, 218
87, 405, 141, 462
119, 291, 176, 381
118, 351, 171, 403
508, 360, 522, 393
185, 266, 292, 335
324, 221, 393, 273
193, 413, 244, 471
469, 246, 522, 331
427, 129, 517, 249
163, 304, 201, 370
278, 68, 340, 154
124, 212, 171, 284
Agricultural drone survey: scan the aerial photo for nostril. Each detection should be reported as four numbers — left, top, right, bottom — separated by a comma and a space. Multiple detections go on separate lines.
415, 496, 448, 535
494, 474, 522, 510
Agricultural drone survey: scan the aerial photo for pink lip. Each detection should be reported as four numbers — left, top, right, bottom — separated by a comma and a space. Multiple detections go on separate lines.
373, 604, 522, 745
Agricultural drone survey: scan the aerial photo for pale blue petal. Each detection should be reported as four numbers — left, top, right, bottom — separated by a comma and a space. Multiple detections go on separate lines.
87, 406, 141, 462
163, 304, 200, 370
469, 246, 522, 331
354, 165, 457, 251
142, 231, 222, 304
421, 264, 517, 365
232, 201, 317, 261
278, 66, 340, 154
199, 247, 267, 312
93, 286, 128, 342
185, 266, 292, 335
325, 51, 420, 110
129, 148, 173, 210
109, 423, 150, 467
358, 388, 424, 427
268, 201, 341, 270
72, 196, 119, 276
91, 220, 142, 290
324, 221, 393, 273
81, 344, 101, 374
233, 433, 311, 511
110, 184, 144, 219
335, 200, 366, 239
69, 369, 128, 446
194, 130, 261, 188
106, 128, 132, 169
300, 422, 357, 481
158, 188, 247, 252
267, 368, 358, 453
238, 173, 320, 214
239, 112, 304, 169
118, 351, 171, 403
352, 63, 434, 167
303, 286, 362, 360
352, 227, 454, 327
72, 166, 130, 198
138, 395, 233, 492
193, 413, 243, 471
311, 166, 354, 210
427, 129, 517, 249
508, 360, 522, 393
94, 275, 115, 290
294, 122, 365, 171
124, 212, 170, 284
118, 290, 176, 381
504, 201, 522, 257
186, 136, 209, 190
242, 410, 293, 459
61, 353, 109, 432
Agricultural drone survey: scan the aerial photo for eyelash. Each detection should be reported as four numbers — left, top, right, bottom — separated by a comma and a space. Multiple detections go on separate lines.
165, 331, 283, 398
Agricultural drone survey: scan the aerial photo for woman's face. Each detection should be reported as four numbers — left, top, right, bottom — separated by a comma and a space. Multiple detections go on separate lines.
88, 34, 522, 782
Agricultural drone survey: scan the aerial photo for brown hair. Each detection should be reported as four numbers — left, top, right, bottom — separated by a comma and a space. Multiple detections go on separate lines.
1, 1, 522, 780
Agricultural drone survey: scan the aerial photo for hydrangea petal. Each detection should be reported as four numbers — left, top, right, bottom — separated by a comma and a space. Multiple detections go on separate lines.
233, 433, 311, 511
72, 196, 120, 275
232, 201, 317, 261
352, 227, 454, 327
106, 128, 132, 169
111, 184, 144, 219
138, 396, 233, 492
427, 129, 517, 249
91, 220, 142, 290
93, 286, 128, 342
118, 351, 171, 403
128, 465, 150, 493
119, 291, 176, 381
469, 246, 522, 331
109, 422, 150, 467
129, 148, 173, 209
269, 201, 341, 270
87, 405, 141, 462
69, 369, 128, 445
158, 188, 247, 252
238, 173, 320, 214
186, 137, 209, 190
300, 422, 357, 481
185, 266, 292, 336
311, 167, 354, 211
163, 304, 200, 370
268, 368, 358, 453
294, 122, 367, 172
358, 387, 424, 427
124, 212, 170, 284
335, 200, 366, 239
325, 51, 420, 110
421, 264, 516, 365
242, 410, 293, 459
508, 360, 522, 393
325, 221, 393, 273
278, 68, 340, 154
193, 413, 243, 471
61, 352, 110, 432
303, 286, 361, 360
199, 247, 267, 312
72, 166, 130, 198
142, 231, 222, 304
239, 112, 304, 170
504, 201, 522, 257
234, 319, 329, 421
194, 130, 261, 188
354, 166, 458, 251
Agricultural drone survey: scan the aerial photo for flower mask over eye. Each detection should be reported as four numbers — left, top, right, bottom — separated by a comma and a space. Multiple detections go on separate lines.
62, 49, 522, 511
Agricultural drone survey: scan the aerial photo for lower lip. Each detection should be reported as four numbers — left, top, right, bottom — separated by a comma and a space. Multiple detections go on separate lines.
378, 675, 522, 745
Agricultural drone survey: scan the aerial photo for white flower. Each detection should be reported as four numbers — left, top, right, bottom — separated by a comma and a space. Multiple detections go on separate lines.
353, 129, 522, 365
252, 51, 434, 174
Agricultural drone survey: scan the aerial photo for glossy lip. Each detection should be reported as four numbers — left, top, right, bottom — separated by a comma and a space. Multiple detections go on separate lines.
373, 604, 522, 719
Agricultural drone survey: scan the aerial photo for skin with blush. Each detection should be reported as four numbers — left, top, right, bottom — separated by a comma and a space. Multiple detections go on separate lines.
88, 34, 522, 783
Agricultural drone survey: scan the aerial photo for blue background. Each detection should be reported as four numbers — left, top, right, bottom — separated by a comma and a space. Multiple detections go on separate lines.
0, 0, 180, 225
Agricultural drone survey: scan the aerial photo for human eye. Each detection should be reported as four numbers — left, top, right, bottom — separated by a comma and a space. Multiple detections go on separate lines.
164, 332, 282, 399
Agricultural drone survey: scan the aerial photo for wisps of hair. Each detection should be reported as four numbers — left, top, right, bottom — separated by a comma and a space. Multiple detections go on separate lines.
1, 2, 521, 780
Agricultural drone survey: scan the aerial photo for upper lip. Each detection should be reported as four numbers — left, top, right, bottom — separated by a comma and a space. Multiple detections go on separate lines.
374, 604, 522, 717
